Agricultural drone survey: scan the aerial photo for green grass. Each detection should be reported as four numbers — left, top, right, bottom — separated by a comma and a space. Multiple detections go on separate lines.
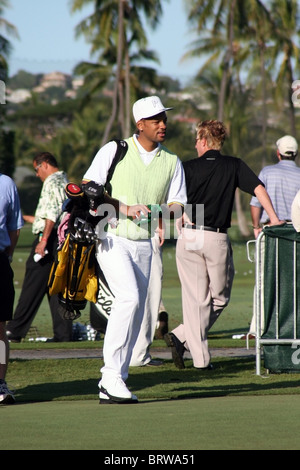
7, 230, 300, 403
1, 396, 300, 450
2, 396, 300, 450
7, 225, 260, 365
6, 355, 300, 404
10, 225, 256, 340
4, 225, 300, 450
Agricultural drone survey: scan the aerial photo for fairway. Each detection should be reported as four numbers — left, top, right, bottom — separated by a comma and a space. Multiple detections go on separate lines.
4, 228, 300, 451
1, 395, 300, 450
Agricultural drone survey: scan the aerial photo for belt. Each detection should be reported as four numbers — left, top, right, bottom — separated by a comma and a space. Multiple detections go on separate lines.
184, 224, 227, 234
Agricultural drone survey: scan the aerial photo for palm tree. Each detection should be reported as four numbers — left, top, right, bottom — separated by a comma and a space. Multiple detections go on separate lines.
268, 0, 300, 137
236, 1, 275, 167
183, 0, 253, 236
183, 0, 232, 121
71, 0, 167, 143
0, 0, 18, 81
0, 0, 19, 176
102, 0, 124, 145
183, 0, 289, 236
49, 101, 113, 181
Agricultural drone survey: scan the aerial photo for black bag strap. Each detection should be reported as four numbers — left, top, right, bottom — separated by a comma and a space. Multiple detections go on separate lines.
105, 139, 128, 195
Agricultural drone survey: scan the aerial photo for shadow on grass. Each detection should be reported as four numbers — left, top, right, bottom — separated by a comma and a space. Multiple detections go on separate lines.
15, 378, 98, 403
130, 357, 300, 398
12, 357, 300, 403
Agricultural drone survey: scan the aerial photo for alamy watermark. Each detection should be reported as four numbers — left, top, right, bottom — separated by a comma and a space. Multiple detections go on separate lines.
292, 80, 300, 105
0, 340, 5, 365
0, 80, 5, 104
94, 202, 206, 249
291, 342, 300, 365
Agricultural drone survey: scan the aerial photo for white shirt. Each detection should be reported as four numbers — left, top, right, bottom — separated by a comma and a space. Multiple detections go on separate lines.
83, 135, 187, 206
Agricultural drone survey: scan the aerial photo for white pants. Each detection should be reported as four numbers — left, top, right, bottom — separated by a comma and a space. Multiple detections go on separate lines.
96, 234, 152, 381
130, 234, 163, 366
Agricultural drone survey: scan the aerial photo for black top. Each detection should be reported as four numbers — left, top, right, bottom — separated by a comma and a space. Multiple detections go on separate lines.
183, 150, 263, 228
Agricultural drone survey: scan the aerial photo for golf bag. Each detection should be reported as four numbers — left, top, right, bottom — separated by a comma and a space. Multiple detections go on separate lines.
48, 139, 128, 322
48, 183, 102, 320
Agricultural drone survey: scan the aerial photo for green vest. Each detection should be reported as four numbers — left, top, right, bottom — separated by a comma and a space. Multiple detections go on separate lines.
107, 137, 177, 240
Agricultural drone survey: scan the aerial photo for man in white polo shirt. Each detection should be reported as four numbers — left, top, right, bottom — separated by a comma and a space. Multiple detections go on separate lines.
83, 96, 186, 404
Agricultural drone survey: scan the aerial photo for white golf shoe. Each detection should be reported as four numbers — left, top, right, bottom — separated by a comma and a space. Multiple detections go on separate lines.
98, 376, 138, 404
0, 380, 15, 405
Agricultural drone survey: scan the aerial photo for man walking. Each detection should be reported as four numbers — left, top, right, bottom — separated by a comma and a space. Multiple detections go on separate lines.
83, 96, 186, 403
0, 173, 23, 404
165, 120, 283, 370
6, 152, 72, 343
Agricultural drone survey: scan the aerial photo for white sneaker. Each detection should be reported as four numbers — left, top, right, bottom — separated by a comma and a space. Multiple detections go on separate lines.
99, 377, 138, 404
0, 380, 15, 405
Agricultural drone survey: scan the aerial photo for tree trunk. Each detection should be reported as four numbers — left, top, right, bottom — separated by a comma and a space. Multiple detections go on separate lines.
260, 43, 267, 168
218, 0, 235, 121
218, 0, 249, 237
235, 188, 251, 237
124, 47, 131, 137
118, 78, 125, 136
287, 60, 296, 136
101, 0, 124, 146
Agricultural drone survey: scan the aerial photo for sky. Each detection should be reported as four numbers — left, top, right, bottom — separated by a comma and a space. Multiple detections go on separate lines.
5, 0, 200, 85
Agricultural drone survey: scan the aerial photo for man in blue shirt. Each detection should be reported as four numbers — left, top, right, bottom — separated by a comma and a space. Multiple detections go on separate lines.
0, 174, 23, 404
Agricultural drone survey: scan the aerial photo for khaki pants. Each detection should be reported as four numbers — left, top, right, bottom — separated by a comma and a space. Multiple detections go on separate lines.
173, 228, 234, 368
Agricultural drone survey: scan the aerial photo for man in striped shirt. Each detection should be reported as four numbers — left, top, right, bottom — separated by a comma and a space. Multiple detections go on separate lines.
248, 135, 300, 337
250, 135, 300, 235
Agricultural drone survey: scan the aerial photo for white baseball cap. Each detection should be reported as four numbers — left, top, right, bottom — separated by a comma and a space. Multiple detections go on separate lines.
276, 135, 298, 157
133, 96, 173, 123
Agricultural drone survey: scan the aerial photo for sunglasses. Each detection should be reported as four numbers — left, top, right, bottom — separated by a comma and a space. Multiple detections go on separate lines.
34, 164, 42, 173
